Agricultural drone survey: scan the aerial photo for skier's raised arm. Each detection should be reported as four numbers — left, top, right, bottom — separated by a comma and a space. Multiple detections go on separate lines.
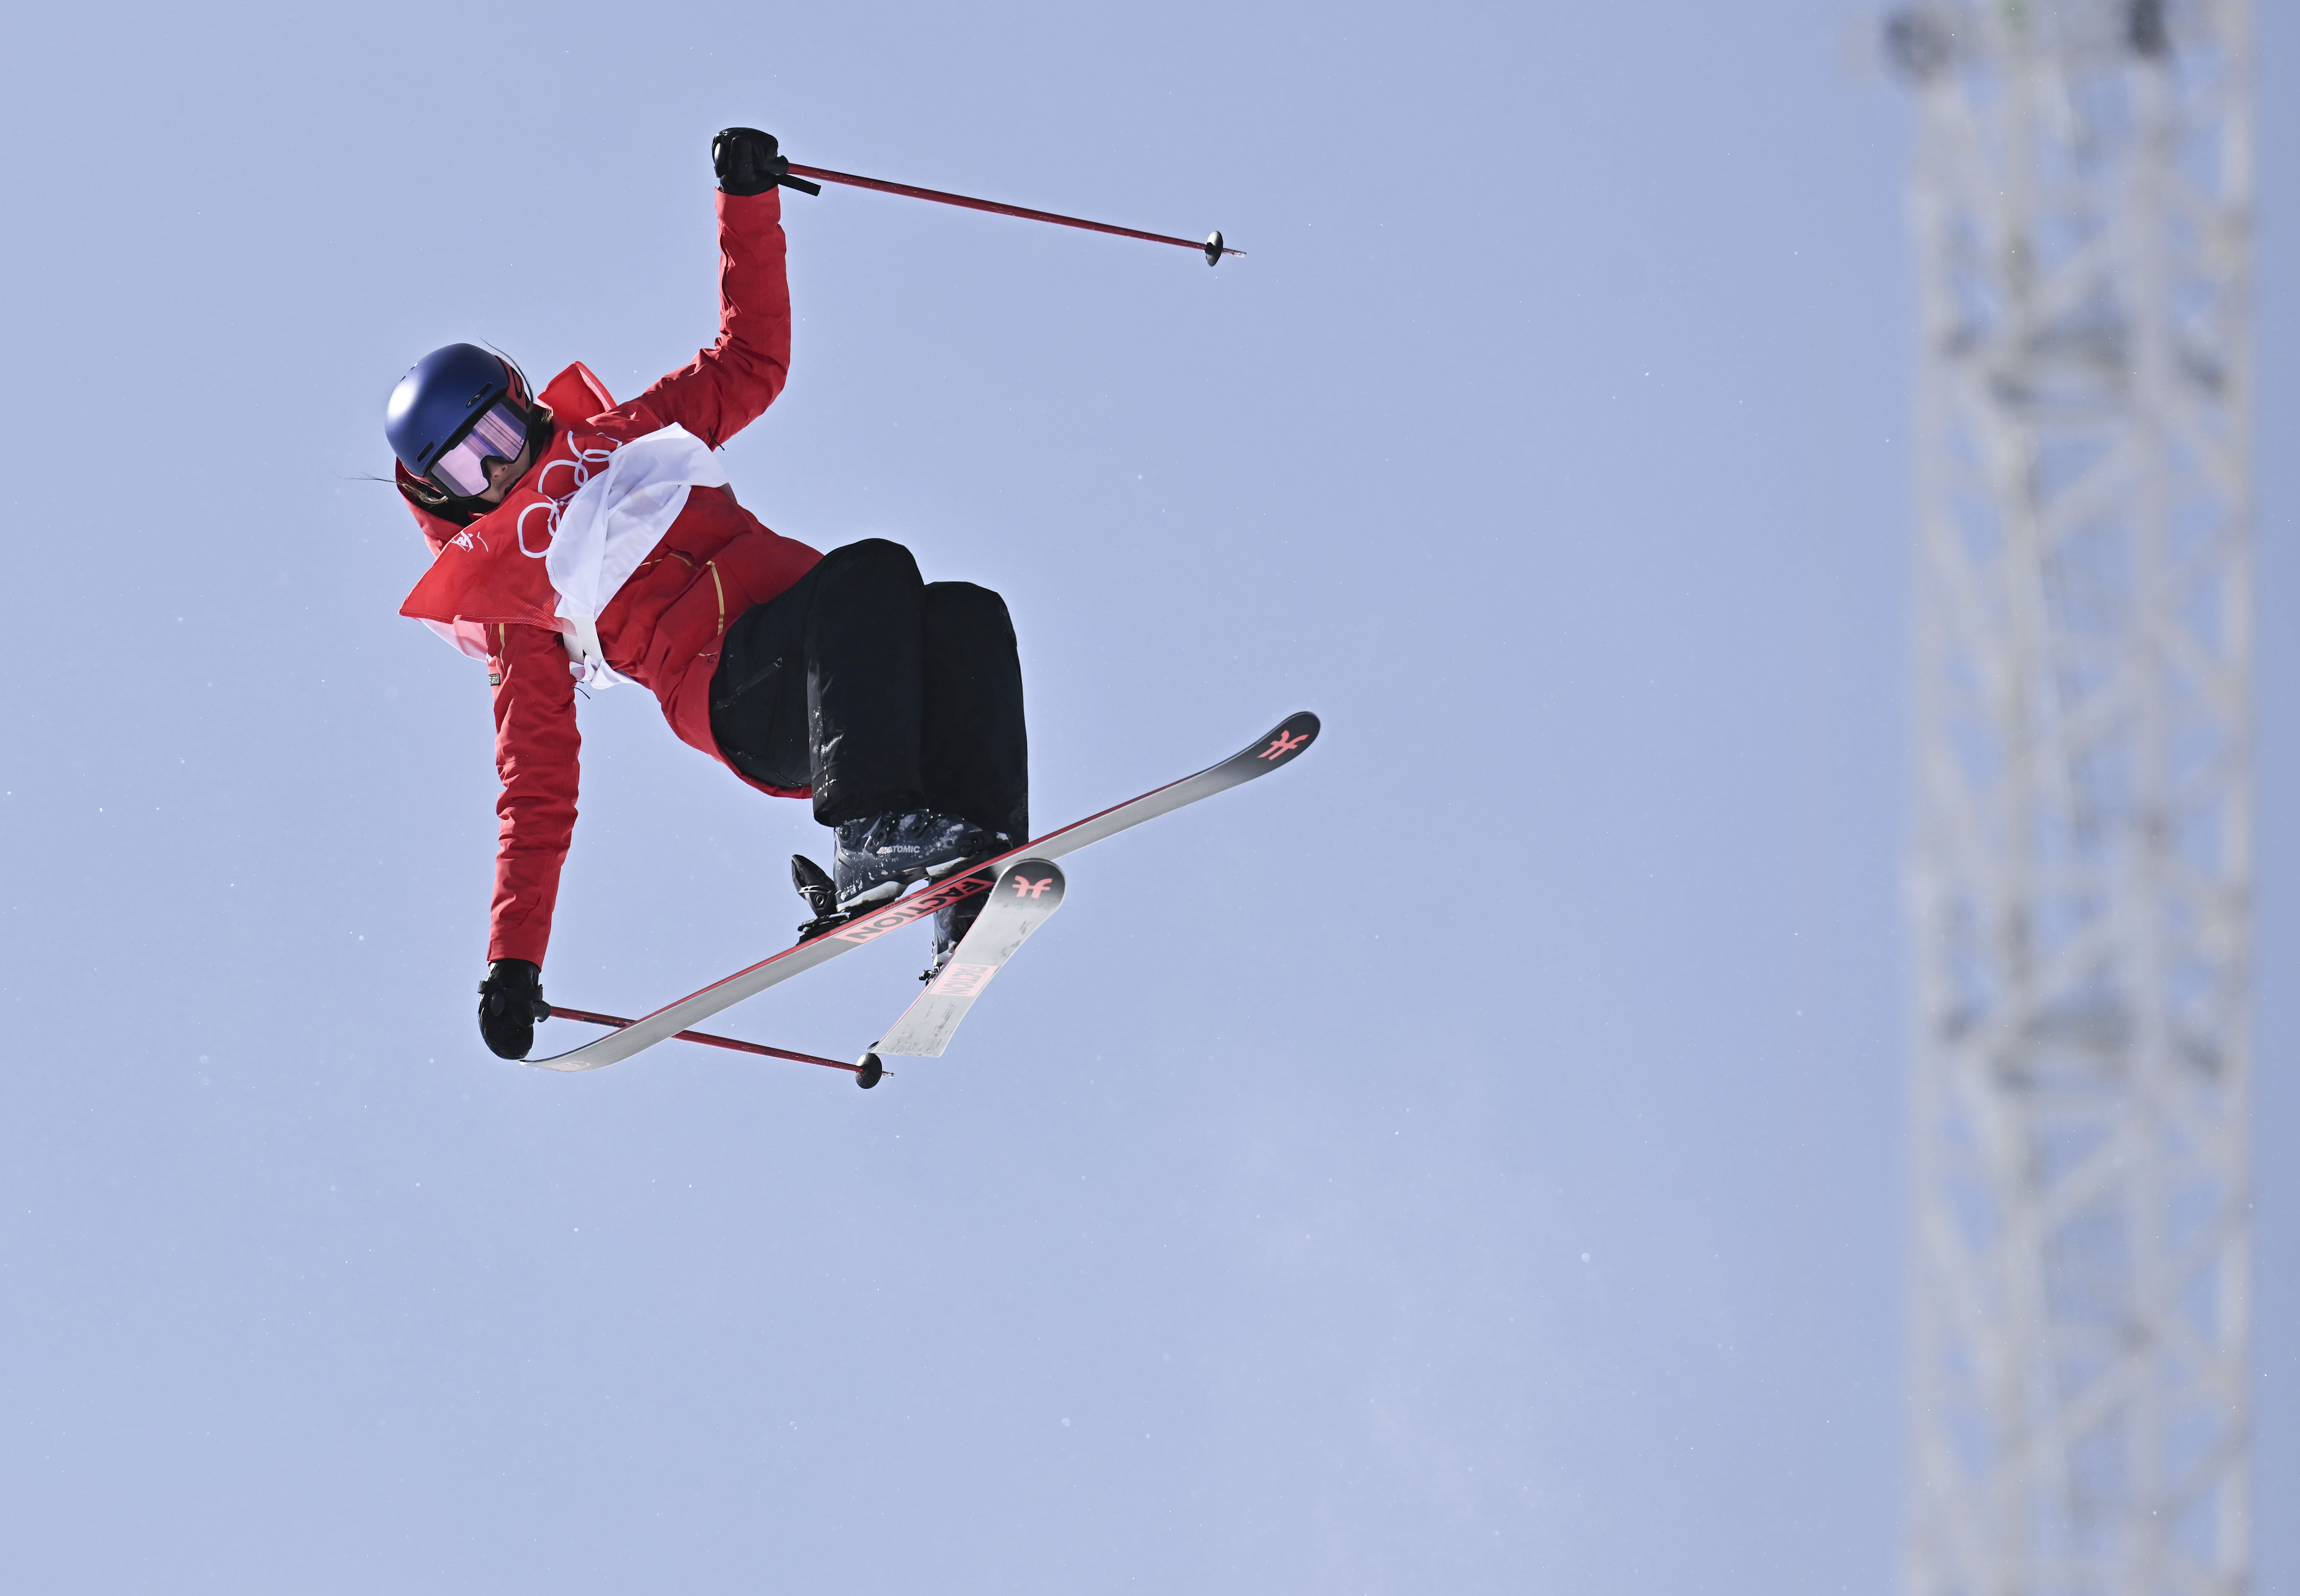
615, 128, 794, 449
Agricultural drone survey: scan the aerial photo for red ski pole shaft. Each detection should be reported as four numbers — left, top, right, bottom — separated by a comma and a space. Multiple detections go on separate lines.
551, 1007, 862, 1075
783, 162, 1244, 264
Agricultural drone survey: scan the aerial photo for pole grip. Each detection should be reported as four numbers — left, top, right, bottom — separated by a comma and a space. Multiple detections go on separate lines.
778, 173, 823, 197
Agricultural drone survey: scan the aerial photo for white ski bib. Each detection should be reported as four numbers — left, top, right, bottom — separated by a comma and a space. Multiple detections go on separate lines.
413, 423, 729, 688
543, 423, 729, 688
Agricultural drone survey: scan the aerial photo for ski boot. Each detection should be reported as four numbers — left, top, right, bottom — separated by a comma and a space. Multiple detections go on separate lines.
789, 812, 1008, 943
831, 810, 1004, 910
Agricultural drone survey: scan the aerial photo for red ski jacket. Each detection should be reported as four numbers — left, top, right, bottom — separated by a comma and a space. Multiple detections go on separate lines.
395, 187, 820, 967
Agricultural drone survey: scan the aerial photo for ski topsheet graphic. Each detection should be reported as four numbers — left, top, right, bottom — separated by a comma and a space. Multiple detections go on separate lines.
872, 859, 1066, 1060
535, 710, 1319, 1076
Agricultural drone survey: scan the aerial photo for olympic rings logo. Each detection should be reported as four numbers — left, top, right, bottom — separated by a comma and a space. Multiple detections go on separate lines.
514, 434, 621, 559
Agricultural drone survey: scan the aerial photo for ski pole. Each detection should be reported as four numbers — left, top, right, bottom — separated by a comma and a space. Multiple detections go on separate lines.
777, 163, 1243, 266
551, 1006, 867, 1076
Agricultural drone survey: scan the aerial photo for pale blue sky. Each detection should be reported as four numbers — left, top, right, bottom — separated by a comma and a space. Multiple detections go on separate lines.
1, 2, 2293, 1591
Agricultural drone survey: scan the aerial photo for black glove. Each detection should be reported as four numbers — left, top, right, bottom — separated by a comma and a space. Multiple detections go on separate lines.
478, 959, 550, 1060
712, 127, 788, 196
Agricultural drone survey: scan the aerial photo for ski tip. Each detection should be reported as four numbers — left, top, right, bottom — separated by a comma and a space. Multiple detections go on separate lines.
993, 858, 1066, 912
1246, 711, 1319, 767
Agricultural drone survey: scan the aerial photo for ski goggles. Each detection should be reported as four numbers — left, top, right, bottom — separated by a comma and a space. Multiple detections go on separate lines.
428, 399, 531, 497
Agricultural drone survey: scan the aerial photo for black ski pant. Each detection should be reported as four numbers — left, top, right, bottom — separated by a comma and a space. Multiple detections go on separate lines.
708, 539, 1028, 840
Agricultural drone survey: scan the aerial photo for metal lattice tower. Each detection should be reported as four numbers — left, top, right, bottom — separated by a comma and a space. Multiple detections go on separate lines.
1889, 2, 2254, 1592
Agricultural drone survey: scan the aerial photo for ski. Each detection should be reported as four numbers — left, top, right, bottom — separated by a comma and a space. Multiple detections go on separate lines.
868, 859, 1066, 1064
529, 709, 1319, 1077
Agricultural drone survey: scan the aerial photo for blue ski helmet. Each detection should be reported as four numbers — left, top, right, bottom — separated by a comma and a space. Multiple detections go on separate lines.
385, 343, 534, 492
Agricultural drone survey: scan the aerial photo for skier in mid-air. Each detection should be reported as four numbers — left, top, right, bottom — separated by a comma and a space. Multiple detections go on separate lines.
383, 129, 1028, 1061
